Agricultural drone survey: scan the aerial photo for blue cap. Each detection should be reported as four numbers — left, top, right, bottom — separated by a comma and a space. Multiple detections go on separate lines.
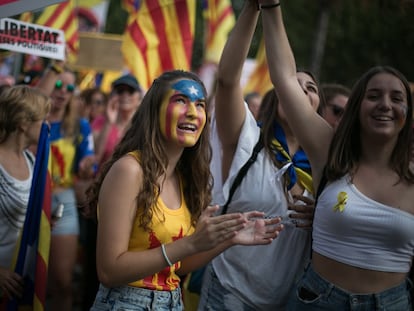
112, 74, 141, 92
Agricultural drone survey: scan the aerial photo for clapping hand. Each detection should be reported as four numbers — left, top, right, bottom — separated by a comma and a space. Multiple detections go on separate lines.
232, 212, 283, 245
191, 206, 283, 253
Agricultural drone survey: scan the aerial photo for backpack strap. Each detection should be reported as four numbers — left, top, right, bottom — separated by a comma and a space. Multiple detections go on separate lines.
221, 133, 264, 215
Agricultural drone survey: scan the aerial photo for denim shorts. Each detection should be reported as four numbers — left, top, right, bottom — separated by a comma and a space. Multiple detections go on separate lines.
51, 188, 79, 235
90, 283, 183, 311
197, 263, 256, 311
287, 264, 413, 311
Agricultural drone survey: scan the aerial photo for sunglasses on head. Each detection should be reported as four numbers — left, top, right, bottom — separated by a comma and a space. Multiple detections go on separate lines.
327, 103, 344, 117
55, 80, 75, 92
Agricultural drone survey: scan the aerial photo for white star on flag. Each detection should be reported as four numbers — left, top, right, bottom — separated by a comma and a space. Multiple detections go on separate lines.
188, 85, 198, 96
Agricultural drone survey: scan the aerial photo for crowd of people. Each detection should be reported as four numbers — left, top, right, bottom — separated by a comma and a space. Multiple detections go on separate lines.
0, 0, 413, 310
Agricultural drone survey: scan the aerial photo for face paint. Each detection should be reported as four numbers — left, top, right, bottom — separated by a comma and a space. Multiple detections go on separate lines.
159, 79, 206, 147
396, 103, 408, 128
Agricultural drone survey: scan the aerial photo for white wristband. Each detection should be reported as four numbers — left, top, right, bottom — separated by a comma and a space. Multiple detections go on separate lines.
161, 244, 173, 266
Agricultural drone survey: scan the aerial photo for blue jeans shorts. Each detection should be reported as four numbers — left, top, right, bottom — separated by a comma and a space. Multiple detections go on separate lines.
287, 264, 413, 311
52, 188, 79, 235
90, 283, 183, 311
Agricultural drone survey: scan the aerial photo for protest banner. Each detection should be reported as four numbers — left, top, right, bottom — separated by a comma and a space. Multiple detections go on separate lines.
0, 17, 65, 60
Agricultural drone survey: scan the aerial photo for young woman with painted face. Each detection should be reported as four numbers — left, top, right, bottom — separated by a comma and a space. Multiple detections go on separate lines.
85, 70, 282, 310
259, 1, 414, 310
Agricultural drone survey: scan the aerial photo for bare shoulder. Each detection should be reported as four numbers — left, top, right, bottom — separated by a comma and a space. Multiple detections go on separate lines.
102, 154, 143, 192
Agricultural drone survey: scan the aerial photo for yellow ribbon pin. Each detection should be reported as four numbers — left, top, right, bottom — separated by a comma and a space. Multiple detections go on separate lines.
333, 191, 347, 212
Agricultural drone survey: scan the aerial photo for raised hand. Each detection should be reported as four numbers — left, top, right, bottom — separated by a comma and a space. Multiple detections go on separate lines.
190, 205, 247, 252
106, 93, 119, 124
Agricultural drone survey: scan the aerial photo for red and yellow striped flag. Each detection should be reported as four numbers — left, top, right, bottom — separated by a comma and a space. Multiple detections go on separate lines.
202, 0, 235, 64
121, 0, 196, 90
243, 37, 273, 97
19, 11, 33, 23
35, 0, 78, 63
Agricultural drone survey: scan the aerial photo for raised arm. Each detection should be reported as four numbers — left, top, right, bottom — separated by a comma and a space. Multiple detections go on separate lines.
260, 2, 333, 181
215, 0, 260, 178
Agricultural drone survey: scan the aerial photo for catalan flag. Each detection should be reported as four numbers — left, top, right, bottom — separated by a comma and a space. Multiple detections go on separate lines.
121, 0, 196, 90
202, 0, 235, 65
19, 11, 33, 23
35, 0, 79, 63
243, 37, 273, 97
7, 122, 52, 311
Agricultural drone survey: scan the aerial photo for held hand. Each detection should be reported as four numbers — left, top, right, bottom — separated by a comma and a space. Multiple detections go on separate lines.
190, 205, 247, 252
232, 211, 283, 245
288, 194, 315, 229
0, 267, 24, 299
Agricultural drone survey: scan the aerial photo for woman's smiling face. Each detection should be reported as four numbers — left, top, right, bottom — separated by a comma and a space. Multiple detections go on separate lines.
159, 79, 207, 147
359, 72, 408, 139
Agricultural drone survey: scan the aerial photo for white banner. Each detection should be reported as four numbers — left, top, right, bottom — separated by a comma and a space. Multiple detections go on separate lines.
0, 18, 65, 60
0, 0, 66, 18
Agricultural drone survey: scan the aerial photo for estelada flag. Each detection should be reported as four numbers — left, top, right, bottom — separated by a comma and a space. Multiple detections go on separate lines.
202, 0, 235, 65
121, 0, 196, 90
35, 0, 79, 63
7, 122, 52, 311
243, 37, 273, 97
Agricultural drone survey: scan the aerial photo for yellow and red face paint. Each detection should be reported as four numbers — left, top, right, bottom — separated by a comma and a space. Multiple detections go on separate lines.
159, 79, 206, 146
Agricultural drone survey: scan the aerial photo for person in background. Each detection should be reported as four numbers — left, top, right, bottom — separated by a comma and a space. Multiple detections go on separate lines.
37, 61, 96, 311
0, 86, 50, 302
244, 91, 262, 120
79, 74, 143, 309
85, 69, 282, 310
259, 1, 414, 309
76, 87, 108, 310
78, 87, 108, 124
198, 1, 323, 310
92, 73, 142, 171
320, 83, 351, 129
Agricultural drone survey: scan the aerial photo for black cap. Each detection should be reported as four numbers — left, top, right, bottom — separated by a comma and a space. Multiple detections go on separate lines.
112, 74, 141, 92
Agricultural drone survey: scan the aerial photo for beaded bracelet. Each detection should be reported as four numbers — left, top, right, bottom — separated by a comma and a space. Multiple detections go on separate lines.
259, 2, 281, 10
161, 244, 173, 266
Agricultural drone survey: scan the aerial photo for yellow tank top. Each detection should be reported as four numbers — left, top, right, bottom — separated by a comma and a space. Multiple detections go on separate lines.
127, 151, 195, 290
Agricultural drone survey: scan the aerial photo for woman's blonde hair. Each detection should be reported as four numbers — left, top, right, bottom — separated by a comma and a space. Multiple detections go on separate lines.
0, 85, 50, 143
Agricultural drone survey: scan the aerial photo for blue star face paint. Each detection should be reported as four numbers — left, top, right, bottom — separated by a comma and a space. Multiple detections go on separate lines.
159, 79, 206, 147
171, 80, 205, 102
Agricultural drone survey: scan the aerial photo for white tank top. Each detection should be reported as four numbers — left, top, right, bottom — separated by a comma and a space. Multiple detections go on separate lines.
0, 150, 34, 268
313, 174, 414, 273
